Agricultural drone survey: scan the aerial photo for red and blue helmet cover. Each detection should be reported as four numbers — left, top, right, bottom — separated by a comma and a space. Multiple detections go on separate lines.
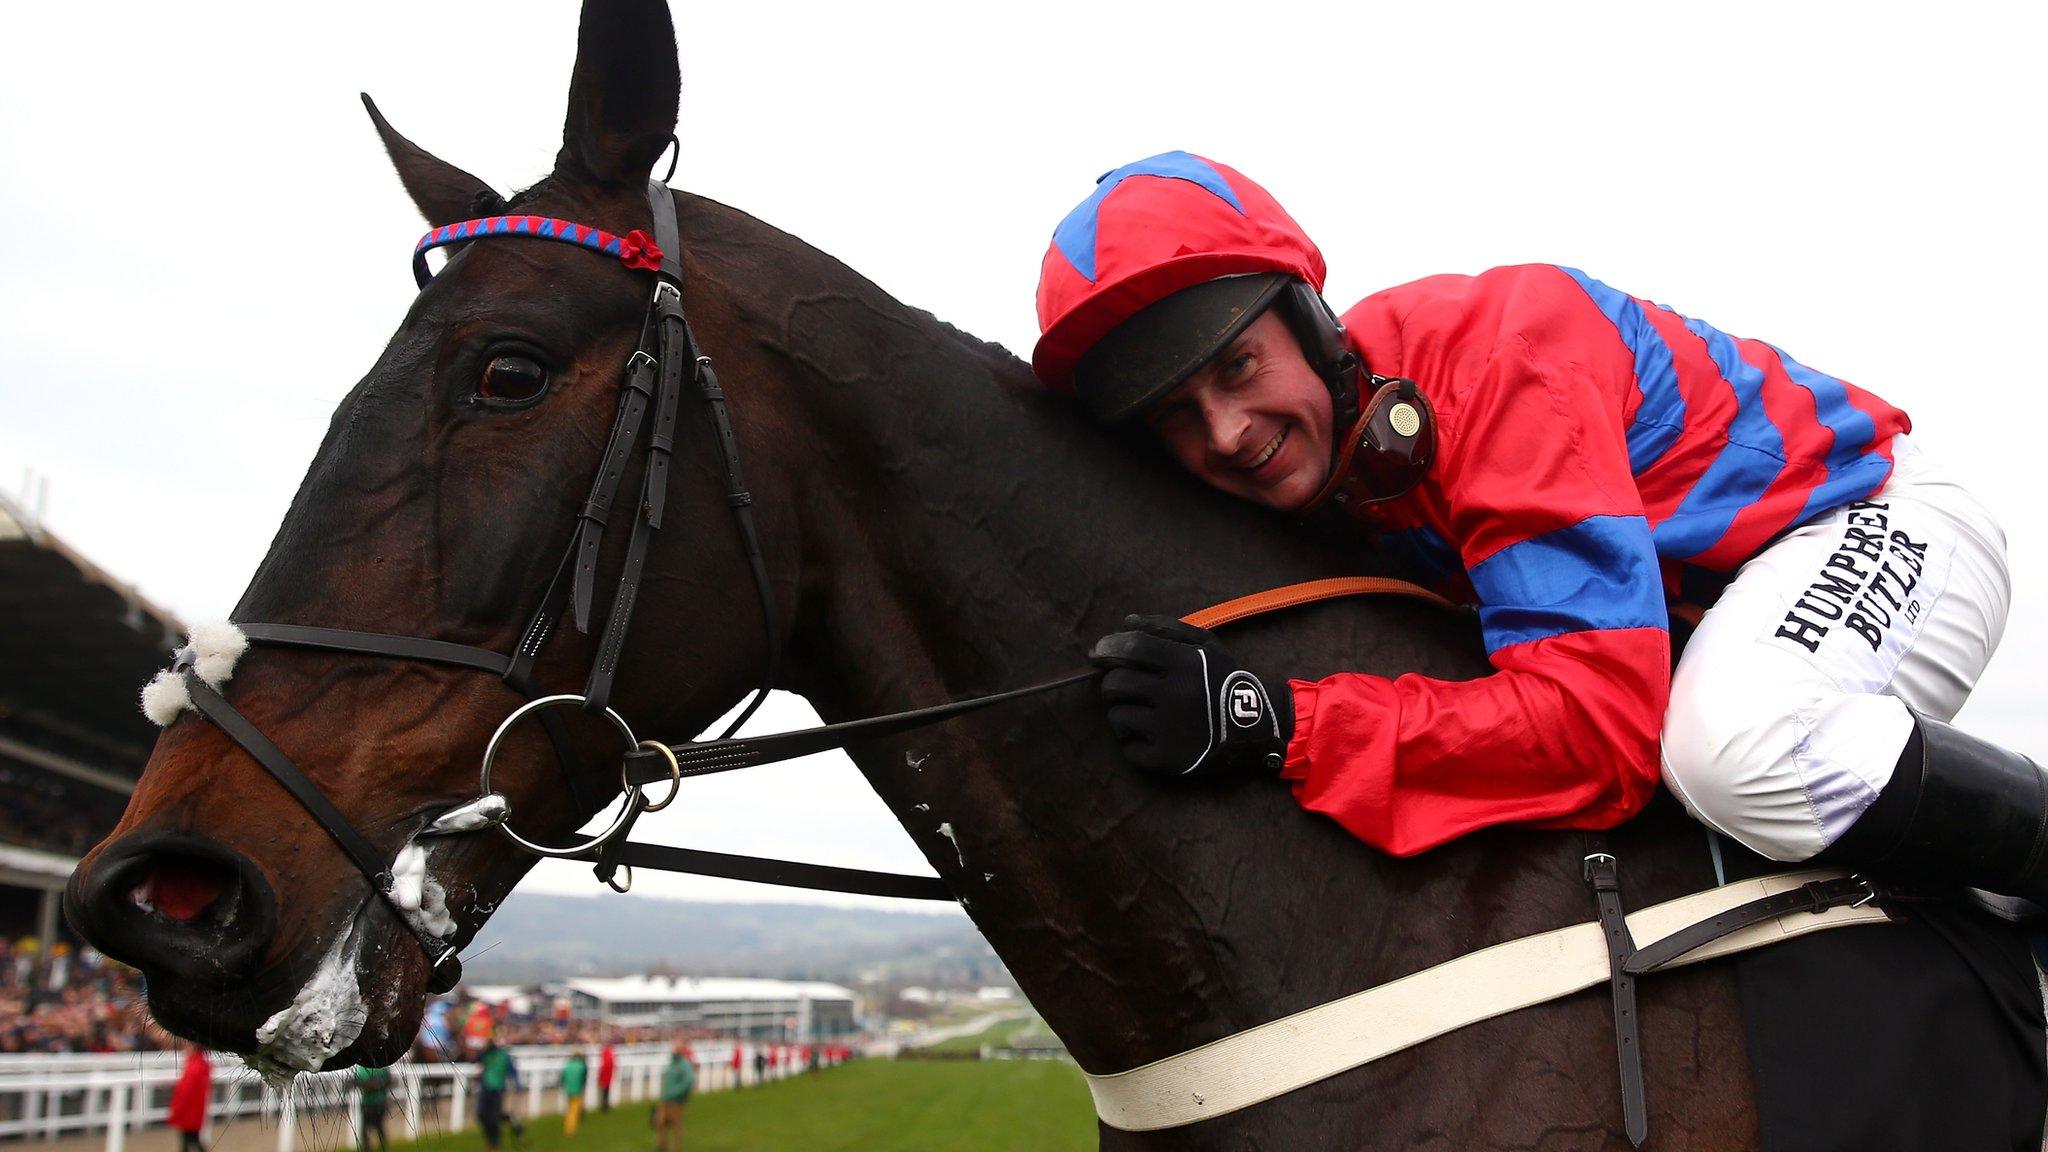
1033, 151, 1327, 392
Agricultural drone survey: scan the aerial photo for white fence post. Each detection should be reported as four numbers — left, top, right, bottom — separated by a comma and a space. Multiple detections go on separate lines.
105, 1081, 127, 1152
277, 1088, 295, 1152
451, 1072, 466, 1133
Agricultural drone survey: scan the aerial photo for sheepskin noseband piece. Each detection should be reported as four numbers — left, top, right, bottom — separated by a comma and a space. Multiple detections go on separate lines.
140, 621, 250, 726
412, 214, 663, 287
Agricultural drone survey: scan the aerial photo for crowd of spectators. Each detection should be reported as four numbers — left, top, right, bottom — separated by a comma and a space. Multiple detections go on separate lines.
414, 998, 701, 1063
0, 939, 171, 1054
2, 944, 859, 1061
460, 1017, 669, 1051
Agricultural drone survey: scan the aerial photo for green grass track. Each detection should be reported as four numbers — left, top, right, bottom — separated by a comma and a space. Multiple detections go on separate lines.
404, 1059, 1097, 1152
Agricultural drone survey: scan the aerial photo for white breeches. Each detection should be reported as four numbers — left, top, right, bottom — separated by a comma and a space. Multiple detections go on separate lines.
1660, 435, 2012, 862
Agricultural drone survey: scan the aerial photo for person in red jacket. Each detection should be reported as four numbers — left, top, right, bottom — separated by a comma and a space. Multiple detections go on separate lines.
595, 1041, 616, 1112
1041, 151, 2041, 900
168, 1045, 210, 1152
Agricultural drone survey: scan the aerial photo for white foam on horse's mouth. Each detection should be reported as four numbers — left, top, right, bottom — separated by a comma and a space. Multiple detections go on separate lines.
389, 844, 458, 941
250, 914, 367, 1084
248, 838, 459, 1086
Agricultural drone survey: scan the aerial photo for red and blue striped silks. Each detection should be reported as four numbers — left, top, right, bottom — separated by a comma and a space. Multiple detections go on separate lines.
1281, 264, 1908, 856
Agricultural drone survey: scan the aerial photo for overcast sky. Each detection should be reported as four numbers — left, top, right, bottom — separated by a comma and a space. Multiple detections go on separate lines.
3, 3, 2043, 911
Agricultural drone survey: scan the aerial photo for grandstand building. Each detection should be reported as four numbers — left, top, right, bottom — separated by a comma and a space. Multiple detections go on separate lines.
558, 975, 859, 1039
0, 488, 178, 975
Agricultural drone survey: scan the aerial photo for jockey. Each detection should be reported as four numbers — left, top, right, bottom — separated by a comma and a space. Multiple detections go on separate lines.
1037, 151, 2045, 901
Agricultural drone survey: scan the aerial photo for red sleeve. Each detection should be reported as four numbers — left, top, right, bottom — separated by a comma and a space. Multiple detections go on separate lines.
169, 1058, 210, 1131
1281, 338, 1670, 856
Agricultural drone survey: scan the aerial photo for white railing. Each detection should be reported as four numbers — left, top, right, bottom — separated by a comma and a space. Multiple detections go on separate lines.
0, 1040, 847, 1152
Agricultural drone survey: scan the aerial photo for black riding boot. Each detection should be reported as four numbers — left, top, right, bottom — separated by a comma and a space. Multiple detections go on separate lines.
1821, 709, 2048, 903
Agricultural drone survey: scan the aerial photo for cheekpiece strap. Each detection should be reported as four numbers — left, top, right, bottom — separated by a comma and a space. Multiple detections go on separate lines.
412, 214, 664, 287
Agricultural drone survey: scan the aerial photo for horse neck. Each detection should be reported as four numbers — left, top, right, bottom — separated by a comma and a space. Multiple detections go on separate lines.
725, 288, 1359, 1067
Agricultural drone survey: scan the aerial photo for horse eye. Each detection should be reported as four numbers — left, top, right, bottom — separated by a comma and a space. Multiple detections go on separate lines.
476, 355, 549, 406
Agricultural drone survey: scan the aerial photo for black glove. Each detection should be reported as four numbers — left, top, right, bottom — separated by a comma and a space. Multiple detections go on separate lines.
1087, 614, 1292, 778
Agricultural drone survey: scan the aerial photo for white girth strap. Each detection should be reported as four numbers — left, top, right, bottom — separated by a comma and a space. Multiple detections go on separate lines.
1082, 869, 1891, 1131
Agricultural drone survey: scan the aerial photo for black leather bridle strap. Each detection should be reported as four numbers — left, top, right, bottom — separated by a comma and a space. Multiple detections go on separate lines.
685, 324, 778, 740
509, 547, 576, 686
238, 624, 512, 676
567, 840, 952, 902
183, 676, 458, 976
584, 276, 686, 711
567, 335, 661, 635
186, 677, 396, 892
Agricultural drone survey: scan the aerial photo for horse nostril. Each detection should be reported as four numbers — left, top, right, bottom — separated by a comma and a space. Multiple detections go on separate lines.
131, 855, 237, 924
69, 833, 277, 983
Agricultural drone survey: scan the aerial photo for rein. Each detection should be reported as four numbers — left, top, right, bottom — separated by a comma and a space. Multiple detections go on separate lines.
153, 179, 1457, 987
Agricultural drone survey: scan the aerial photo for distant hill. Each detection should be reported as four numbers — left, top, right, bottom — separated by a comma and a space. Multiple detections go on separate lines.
460, 890, 1005, 986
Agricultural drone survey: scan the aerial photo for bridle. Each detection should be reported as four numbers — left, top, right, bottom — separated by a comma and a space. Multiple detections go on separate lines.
159, 178, 1456, 992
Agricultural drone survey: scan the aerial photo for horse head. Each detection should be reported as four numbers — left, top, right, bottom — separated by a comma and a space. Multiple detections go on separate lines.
64, 0, 793, 1074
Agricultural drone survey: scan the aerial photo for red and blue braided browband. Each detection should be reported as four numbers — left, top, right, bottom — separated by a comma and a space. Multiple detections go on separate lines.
412, 215, 663, 286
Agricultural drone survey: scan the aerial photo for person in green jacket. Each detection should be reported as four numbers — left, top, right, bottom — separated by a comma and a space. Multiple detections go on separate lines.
560, 1052, 589, 1138
354, 1065, 391, 1152
654, 1045, 696, 1152
476, 1041, 520, 1150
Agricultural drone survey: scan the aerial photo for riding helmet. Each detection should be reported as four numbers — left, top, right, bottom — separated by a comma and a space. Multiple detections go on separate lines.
1033, 152, 1349, 423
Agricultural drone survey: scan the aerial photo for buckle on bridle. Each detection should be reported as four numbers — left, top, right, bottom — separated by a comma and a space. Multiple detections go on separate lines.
603, 865, 634, 895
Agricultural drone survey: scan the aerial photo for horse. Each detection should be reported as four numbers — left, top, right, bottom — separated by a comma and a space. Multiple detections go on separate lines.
62, 2, 2042, 1147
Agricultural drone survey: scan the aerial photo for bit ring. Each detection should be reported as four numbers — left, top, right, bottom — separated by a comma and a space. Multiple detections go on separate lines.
480, 695, 639, 857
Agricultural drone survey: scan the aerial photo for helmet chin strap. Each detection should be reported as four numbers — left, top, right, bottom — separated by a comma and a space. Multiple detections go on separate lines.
1296, 374, 1438, 518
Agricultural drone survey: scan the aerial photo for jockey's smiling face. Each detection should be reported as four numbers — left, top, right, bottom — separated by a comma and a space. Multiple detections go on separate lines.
1144, 309, 1336, 512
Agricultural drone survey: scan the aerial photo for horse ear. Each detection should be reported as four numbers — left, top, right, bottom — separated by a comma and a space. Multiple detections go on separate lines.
361, 94, 498, 228
556, 0, 680, 187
